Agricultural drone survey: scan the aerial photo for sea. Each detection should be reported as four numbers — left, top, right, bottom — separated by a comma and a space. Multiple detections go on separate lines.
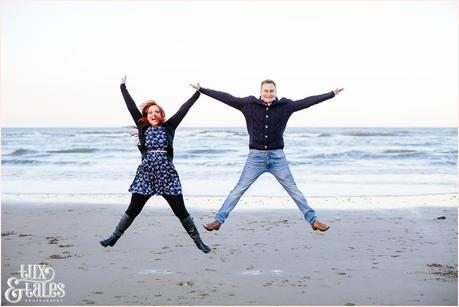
1, 127, 457, 203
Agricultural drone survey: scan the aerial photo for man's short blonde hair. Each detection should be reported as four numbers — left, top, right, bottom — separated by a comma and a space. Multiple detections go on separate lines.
260, 79, 276, 89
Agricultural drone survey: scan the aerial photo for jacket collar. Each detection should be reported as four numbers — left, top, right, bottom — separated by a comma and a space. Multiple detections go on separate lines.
255, 96, 285, 107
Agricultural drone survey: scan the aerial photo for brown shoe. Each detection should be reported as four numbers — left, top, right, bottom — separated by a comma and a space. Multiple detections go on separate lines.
203, 220, 221, 231
311, 220, 330, 232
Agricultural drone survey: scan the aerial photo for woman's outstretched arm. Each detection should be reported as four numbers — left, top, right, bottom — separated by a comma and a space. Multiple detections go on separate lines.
166, 90, 201, 130
120, 75, 142, 125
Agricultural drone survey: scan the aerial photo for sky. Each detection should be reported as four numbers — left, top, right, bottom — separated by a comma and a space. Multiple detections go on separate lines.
1, 0, 457, 127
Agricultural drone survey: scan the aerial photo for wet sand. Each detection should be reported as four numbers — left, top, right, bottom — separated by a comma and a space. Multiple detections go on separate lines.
1, 194, 458, 305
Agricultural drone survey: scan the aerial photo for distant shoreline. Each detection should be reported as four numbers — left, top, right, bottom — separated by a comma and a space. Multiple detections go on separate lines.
3, 193, 458, 210
2, 126, 458, 129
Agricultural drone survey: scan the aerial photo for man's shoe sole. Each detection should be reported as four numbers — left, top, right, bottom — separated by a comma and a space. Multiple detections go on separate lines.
312, 225, 330, 232
203, 224, 220, 231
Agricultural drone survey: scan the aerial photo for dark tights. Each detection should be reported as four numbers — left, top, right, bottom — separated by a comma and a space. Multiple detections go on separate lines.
125, 193, 190, 221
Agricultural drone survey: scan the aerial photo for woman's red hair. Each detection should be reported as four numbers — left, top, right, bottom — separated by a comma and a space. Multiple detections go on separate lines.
138, 100, 166, 125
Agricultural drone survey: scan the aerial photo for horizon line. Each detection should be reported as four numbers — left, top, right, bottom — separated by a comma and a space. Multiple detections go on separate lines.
1, 126, 458, 129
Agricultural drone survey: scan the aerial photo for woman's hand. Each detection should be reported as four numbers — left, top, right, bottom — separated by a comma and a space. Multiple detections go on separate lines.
121, 75, 127, 85
189, 82, 200, 90
334, 88, 344, 95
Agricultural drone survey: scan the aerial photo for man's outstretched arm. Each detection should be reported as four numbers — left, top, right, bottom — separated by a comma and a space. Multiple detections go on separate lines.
290, 88, 344, 112
190, 82, 251, 111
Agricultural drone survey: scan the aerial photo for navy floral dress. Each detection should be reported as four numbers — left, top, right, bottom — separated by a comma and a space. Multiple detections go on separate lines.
129, 126, 182, 195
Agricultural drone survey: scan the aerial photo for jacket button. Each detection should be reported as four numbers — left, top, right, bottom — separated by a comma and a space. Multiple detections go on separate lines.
264, 145, 267, 149
265, 135, 268, 138
266, 115, 269, 118
265, 125, 268, 129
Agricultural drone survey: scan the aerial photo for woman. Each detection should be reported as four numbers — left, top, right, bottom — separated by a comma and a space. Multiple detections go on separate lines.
100, 75, 210, 253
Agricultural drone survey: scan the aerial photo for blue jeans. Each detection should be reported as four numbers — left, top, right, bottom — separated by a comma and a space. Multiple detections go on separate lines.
215, 149, 317, 225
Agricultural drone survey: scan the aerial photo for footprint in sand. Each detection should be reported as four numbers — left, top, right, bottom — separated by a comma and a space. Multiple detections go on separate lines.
58, 244, 73, 248
82, 299, 95, 305
229, 248, 240, 255
178, 281, 194, 287
113, 295, 127, 299
1, 231, 16, 236
205, 268, 217, 272
48, 253, 73, 259
263, 281, 273, 286
46, 236, 60, 244
427, 263, 458, 281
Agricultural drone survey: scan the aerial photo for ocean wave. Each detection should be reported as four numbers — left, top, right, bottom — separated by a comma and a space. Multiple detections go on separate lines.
2, 159, 91, 166
189, 130, 247, 138
6, 149, 40, 156
73, 134, 126, 139
74, 131, 124, 135
2, 159, 45, 165
440, 150, 458, 155
47, 148, 98, 154
177, 160, 243, 167
53, 161, 91, 165
73, 132, 130, 140
16, 132, 48, 137
392, 142, 438, 147
5, 147, 101, 158
383, 149, 418, 154
285, 132, 324, 138
306, 150, 430, 160
431, 160, 457, 166
183, 149, 238, 155
348, 132, 400, 137
4, 148, 102, 160
289, 161, 314, 166
198, 161, 243, 167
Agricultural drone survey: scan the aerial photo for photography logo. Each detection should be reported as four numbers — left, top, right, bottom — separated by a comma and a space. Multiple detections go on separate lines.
4, 264, 65, 304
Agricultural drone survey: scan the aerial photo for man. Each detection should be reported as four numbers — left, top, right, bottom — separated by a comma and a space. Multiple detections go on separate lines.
190, 80, 343, 232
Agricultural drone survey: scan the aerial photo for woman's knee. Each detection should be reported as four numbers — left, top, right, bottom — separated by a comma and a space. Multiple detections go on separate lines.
125, 193, 150, 218
125, 208, 141, 219
163, 195, 190, 220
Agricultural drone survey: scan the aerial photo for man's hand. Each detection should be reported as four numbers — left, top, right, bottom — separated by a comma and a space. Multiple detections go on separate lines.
334, 88, 344, 95
190, 82, 200, 90
121, 75, 127, 85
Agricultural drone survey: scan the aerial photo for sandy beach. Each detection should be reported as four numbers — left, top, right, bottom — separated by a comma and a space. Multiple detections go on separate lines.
1, 194, 457, 306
